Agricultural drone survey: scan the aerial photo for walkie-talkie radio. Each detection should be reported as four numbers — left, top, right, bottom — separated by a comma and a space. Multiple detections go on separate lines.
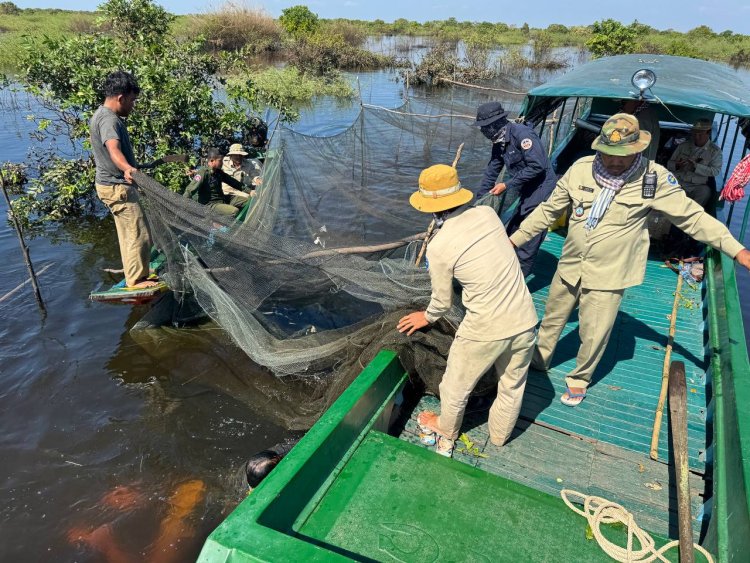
642, 169, 657, 199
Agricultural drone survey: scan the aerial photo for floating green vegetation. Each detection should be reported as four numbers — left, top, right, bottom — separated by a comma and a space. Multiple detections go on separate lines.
235, 66, 354, 112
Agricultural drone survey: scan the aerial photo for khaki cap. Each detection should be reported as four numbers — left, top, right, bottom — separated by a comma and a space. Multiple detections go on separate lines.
227, 143, 248, 156
591, 113, 652, 156
409, 164, 474, 213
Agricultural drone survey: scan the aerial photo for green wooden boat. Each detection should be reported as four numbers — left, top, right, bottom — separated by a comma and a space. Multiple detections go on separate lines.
199, 55, 750, 561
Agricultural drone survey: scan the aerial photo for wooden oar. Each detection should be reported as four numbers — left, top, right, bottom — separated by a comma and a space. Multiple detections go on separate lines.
414, 143, 465, 267
668, 361, 695, 563
650, 264, 683, 460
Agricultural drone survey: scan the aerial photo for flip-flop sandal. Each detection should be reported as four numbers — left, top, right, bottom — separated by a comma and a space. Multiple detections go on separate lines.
560, 386, 587, 407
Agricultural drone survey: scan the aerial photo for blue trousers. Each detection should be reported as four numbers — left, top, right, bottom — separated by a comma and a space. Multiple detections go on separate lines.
506, 211, 546, 278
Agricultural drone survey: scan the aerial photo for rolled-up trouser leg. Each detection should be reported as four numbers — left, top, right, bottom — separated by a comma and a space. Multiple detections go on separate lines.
438, 336, 508, 440
488, 327, 536, 446
531, 270, 580, 371
564, 287, 624, 390
96, 184, 151, 287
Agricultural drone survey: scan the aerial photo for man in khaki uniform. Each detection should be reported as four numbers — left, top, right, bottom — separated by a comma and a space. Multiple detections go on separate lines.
221, 143, 262, 208
510, 113, 750, 406
667, 119, 723, 208
90, 71, 159, 290
397, 164, 538, 456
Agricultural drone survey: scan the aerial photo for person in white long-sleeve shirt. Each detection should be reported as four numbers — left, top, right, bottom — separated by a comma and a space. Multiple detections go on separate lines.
397, 164, 538, 457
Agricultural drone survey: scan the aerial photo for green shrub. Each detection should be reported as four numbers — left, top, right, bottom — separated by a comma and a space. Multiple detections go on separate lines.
279, 5, 319, 38
189, 2, 281, 53
729, 49, 750, 67
585, 19, 639, 58
0, 2, 20, 15
322, 19, 366, 47
290, 33, 395, 77
664, 38, 702, 58
243, 66, 353, 106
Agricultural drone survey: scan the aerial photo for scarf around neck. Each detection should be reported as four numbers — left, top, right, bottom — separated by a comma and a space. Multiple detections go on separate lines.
585, 153, 642, 231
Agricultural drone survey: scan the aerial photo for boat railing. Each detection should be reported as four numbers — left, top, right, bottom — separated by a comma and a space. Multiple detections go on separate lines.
703, 248, 750, 559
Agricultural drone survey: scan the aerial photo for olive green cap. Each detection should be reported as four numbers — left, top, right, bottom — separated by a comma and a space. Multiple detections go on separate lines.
591, 112, 652, 156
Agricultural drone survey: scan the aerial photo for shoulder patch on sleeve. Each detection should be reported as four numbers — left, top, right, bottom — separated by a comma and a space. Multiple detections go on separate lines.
667, 173, 678, 185
193, 174, 202, 182
521, 138, 533, 150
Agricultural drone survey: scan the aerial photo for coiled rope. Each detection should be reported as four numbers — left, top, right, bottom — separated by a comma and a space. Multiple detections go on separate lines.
560, 490, 713, 563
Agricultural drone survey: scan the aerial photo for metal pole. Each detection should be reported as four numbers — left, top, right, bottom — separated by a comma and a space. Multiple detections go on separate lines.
0, 169, 46, 313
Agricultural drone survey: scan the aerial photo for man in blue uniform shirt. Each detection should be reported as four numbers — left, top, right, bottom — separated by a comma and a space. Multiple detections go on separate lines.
474, 102, 557, 276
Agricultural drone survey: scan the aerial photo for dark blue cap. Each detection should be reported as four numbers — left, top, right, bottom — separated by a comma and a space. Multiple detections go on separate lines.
472, 102, 509, 127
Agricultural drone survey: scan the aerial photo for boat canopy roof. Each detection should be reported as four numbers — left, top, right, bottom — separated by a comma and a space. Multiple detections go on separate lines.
526, 54, 750, 118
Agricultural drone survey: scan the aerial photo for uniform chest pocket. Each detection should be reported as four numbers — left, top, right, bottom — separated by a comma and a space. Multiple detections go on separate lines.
609, 197, 646, 225
505, 149, 523, 167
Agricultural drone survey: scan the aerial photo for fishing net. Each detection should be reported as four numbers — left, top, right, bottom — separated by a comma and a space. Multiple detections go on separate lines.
135, 96, 528, 428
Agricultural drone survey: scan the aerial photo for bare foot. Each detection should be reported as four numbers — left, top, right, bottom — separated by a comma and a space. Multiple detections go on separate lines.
128, 279, 161, 289
417, 411, 449, 437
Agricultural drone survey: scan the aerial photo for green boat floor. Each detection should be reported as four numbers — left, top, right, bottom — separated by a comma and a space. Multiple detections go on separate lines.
300, 430, 677, 562
401, 395, 704, 543
520, 232, 709, 471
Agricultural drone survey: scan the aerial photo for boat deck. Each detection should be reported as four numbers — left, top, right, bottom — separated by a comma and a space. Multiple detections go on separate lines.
398, 230, 710, 541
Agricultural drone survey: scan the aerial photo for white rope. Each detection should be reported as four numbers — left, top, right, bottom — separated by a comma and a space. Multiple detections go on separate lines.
560, 490, 714, 563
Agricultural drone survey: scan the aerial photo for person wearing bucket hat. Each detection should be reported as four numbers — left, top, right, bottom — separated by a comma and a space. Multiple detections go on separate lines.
508, 112, 750, 407
667, 118, 722, 208
473, 101, 557, 277
398, 164, 538, 456
222, 142, 263, 208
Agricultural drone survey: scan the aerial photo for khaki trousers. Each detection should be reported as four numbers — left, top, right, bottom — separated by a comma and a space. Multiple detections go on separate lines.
96, 184, 152, 287
532, 271, 623, 390
438, 327, 536, 445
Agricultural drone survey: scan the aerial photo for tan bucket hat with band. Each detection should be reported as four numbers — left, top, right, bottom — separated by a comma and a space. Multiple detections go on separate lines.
227, 143, 249, 156
591, 112, 651, 156
410, 164, 474, 213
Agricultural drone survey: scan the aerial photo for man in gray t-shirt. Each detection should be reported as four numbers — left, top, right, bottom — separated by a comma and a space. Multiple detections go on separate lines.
90, 105, 137, 186
89, 71, 159, 290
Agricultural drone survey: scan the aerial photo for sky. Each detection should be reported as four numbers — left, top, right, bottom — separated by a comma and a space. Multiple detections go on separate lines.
13, 0, 750, 34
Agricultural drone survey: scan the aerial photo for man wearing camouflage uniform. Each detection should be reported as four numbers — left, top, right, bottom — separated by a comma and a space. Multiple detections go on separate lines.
183, 148, 245, 218
509, 113, 750, 406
